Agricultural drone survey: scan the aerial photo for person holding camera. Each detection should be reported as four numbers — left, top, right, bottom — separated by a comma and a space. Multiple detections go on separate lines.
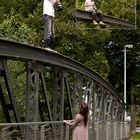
42, 0, 62, 50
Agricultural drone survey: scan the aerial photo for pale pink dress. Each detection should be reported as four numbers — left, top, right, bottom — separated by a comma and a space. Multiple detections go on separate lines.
72, 114, 88, 140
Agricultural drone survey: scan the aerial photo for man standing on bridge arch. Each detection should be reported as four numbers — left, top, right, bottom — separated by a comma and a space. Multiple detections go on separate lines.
42, 0, 62, 50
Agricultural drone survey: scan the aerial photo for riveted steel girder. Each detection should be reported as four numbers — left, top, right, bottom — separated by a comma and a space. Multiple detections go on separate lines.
75, 9, 136, 29
0, 58, 24, 139
0, 39, 127, 140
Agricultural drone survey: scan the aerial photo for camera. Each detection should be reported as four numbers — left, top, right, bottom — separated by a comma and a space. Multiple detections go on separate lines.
57, 1, 62, 11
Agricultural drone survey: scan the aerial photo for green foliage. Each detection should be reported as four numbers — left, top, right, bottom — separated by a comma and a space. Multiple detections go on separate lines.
137, 0, 140, 28
131, 132, 140, 139
7, 60, 26, 117
105, 30, 140, 120
0, 0, 43, 46
54, 21, 111, 78
0, 107, 5, 122
0, 12, 38, 45
100, 0, 135, 22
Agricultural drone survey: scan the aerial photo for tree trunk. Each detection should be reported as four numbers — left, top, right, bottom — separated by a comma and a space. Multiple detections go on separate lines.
131, 93, 136, 134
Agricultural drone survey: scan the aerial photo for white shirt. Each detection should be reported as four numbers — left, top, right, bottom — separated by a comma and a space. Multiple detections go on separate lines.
85, 0, 96, 11
43, 0, 55, 17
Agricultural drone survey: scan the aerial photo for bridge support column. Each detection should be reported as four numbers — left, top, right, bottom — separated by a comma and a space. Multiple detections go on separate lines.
25, 62, 54, 140
0, 58, 24, 139
53, 67, 65, 139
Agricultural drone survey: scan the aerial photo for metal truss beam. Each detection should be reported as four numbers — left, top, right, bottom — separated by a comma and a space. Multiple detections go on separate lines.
0, 39, 127, 140
0, 39, 124, 105
0, 58, 24, 139
75, 9, 136, 29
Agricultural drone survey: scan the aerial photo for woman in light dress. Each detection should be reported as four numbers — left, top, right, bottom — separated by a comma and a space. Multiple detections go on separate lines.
63, 102, 89, 140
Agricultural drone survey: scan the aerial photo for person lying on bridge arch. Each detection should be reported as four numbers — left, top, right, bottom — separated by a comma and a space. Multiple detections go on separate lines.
42, 0, 62, 50
63, 102, 89, 140
85, 0, 105, 26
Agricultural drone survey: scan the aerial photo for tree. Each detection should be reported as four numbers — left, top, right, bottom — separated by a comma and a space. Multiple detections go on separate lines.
105, 29, 140, 133
100, 0, 135, 22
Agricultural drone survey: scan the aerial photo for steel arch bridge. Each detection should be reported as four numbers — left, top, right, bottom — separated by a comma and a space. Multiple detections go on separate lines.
0, 39, 130, 140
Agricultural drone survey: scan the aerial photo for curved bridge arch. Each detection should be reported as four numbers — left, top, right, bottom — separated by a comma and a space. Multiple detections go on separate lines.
0, 39, 128, 140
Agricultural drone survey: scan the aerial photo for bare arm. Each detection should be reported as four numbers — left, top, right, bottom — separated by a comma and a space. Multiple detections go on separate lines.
63, 120, 74, 126
63, 114, 82, 127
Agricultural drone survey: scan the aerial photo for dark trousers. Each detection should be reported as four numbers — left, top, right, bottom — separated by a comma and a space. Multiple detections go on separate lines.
87, 9, 103, 22
43, 14, 54, 48
94, 11, 103, 22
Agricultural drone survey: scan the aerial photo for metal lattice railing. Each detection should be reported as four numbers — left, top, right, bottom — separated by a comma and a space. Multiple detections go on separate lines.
0, 121, 130, 140
0, 121, 71, 140
93, 121, 130, 140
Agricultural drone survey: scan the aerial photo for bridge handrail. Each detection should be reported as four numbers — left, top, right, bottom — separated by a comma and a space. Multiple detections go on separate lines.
0, 120, 130, 140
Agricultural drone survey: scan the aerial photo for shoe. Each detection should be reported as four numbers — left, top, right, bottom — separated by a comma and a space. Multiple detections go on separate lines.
44, 47, 58, 53
44, 47, 53, 51
99, 21, 105, 26
93, 20, 98, 25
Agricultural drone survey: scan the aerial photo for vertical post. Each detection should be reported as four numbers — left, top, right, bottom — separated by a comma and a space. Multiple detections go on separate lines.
40, 125, 45, 140
135, 0, 137, 29
124, 47, 127, 121
124, 44, 133, 121
66, 124, 69, 140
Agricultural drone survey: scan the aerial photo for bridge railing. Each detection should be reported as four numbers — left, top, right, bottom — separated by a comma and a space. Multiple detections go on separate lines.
92, 121, 130, 140
0, 121, 72, 140
0, 121, 130, 140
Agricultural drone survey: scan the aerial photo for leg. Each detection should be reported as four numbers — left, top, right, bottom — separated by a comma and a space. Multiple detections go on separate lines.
50, 17, 55, 49
96, 11, 105, 26
90, 9, 98, 25
96, 11, 103, 21
43, 15, 54, 48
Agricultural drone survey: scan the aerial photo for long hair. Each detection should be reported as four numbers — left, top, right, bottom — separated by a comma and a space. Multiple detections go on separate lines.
79, 102, 89, 127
